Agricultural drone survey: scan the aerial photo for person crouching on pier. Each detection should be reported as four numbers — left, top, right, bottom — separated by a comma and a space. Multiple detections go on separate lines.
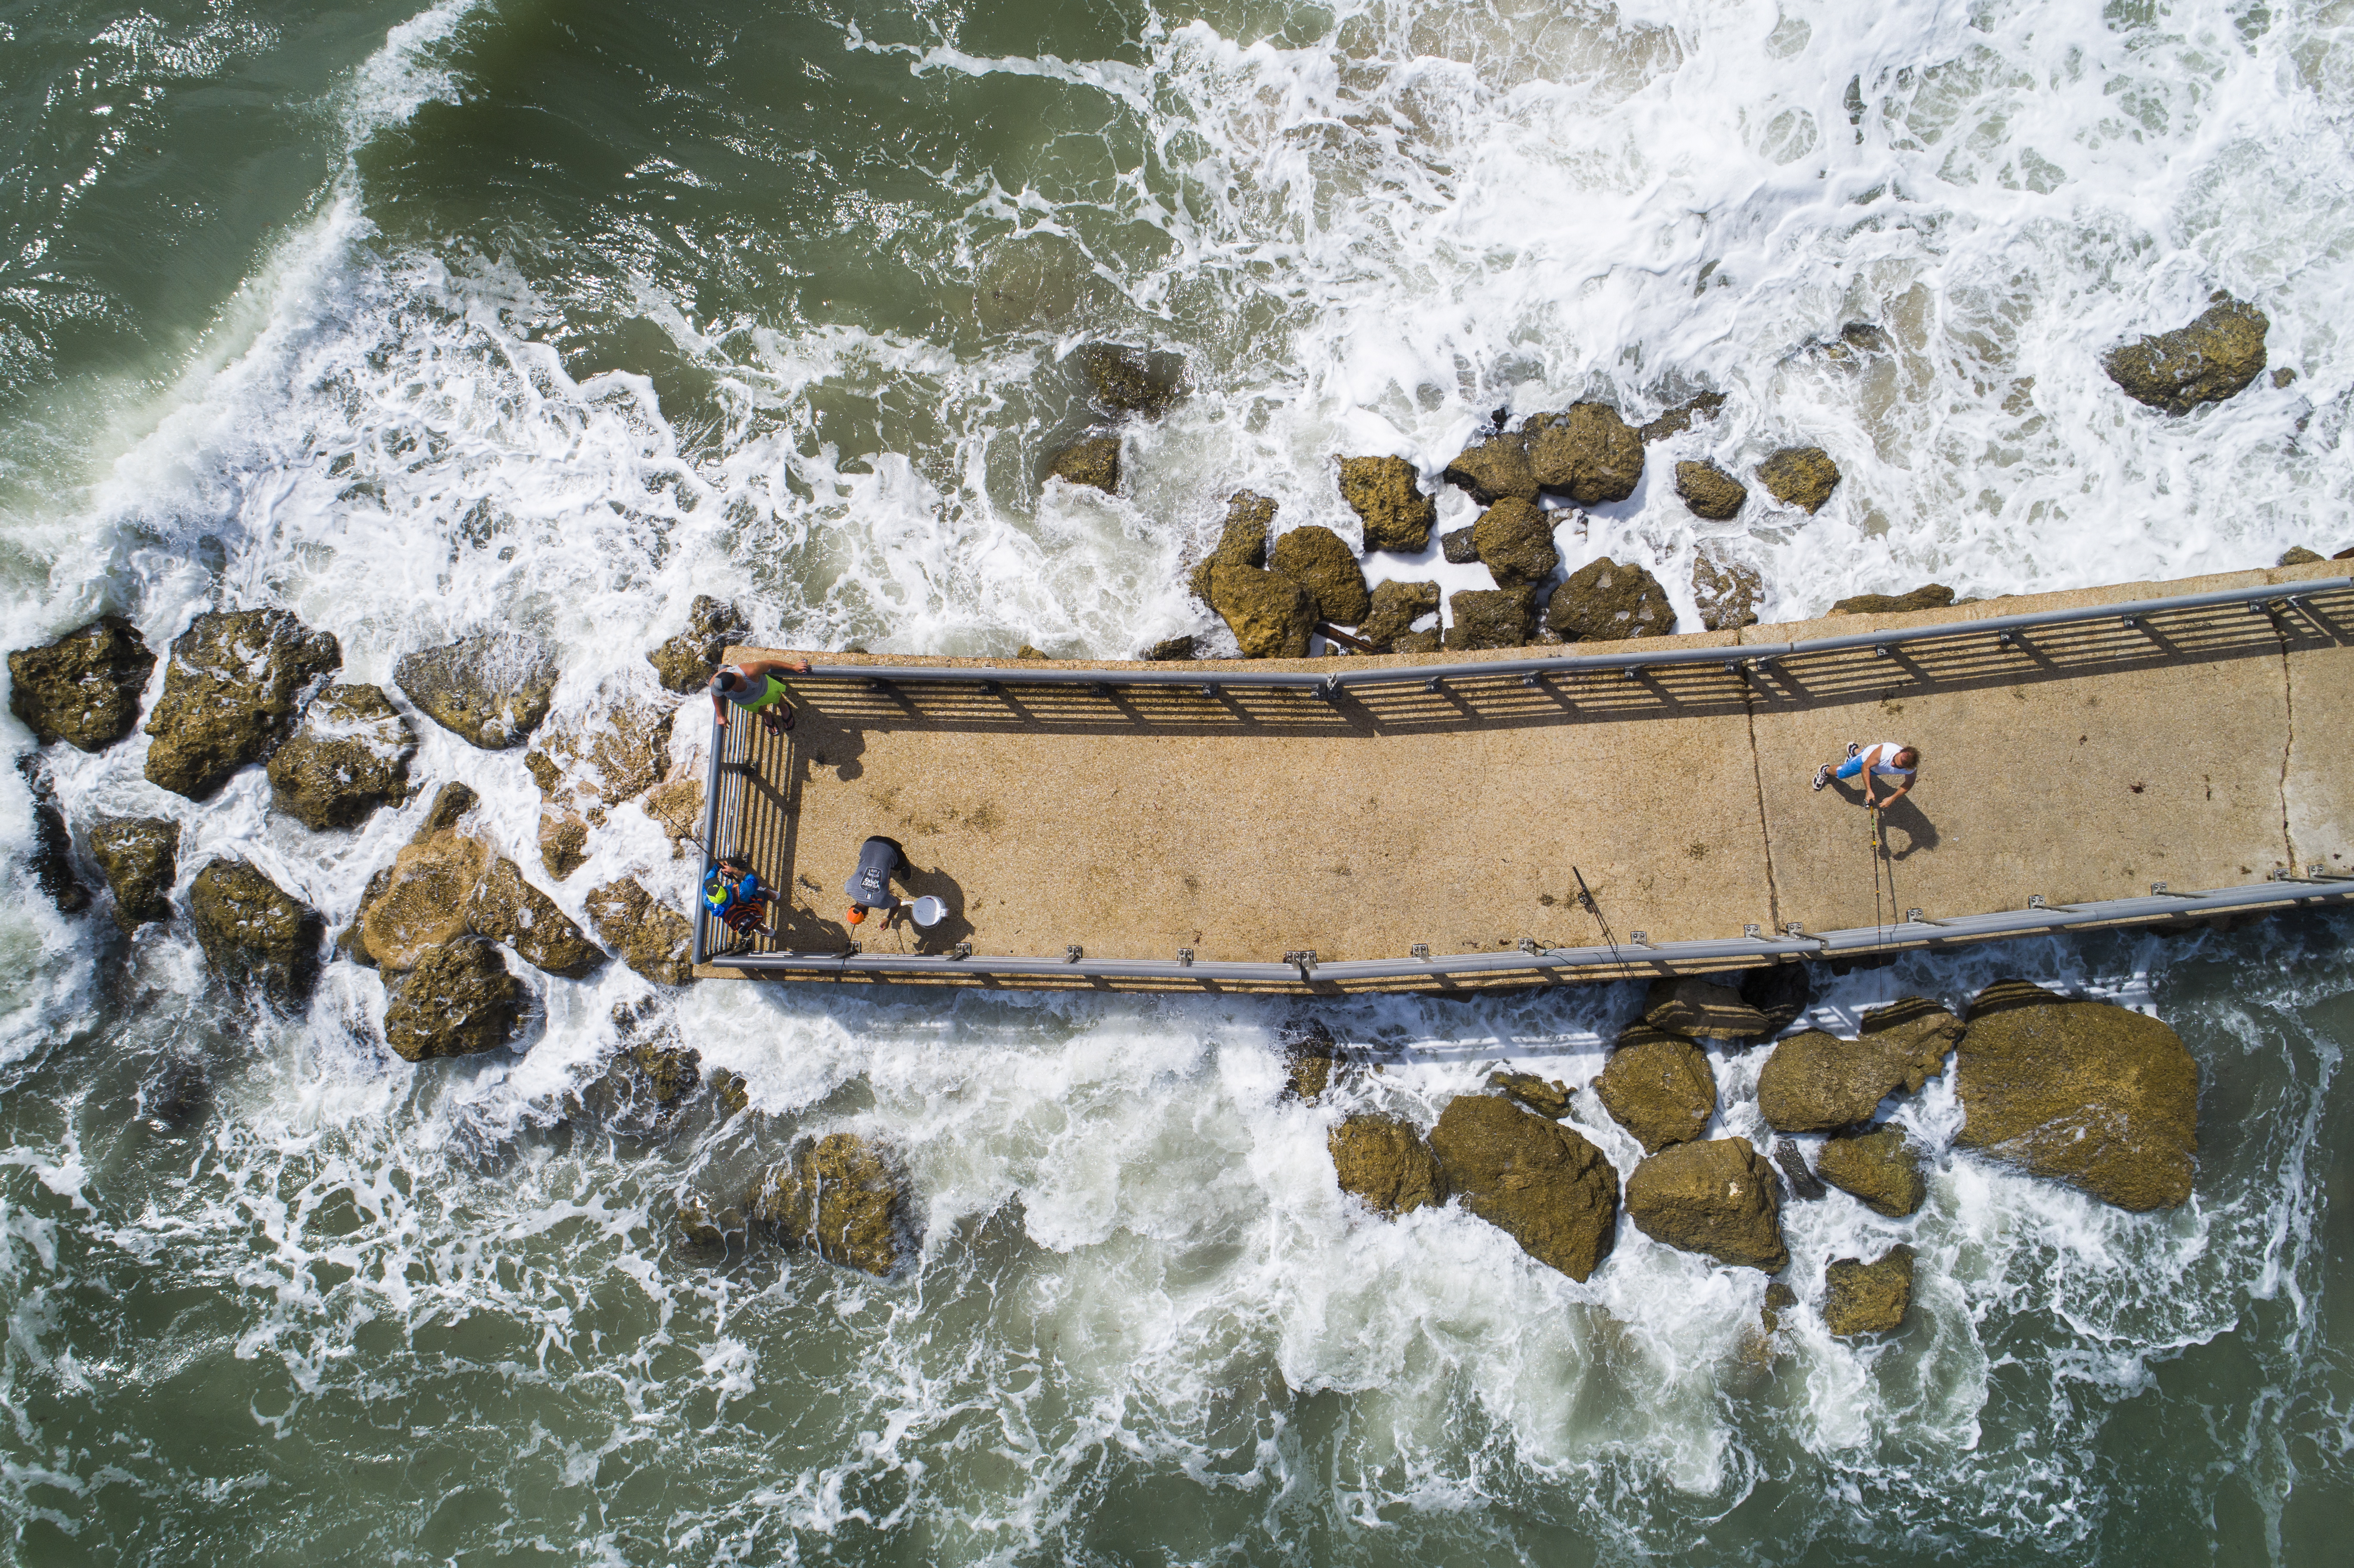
844, 834, 911, 930
1814, 741, 1920, 806
702, 856, 773, 940
710, 656, 813, 736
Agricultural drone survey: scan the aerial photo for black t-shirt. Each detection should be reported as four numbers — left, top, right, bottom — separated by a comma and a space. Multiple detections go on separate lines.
844, 836, 906, 909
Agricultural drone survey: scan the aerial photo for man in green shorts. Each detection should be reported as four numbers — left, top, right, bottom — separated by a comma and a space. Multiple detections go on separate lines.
710, 656, 813, 735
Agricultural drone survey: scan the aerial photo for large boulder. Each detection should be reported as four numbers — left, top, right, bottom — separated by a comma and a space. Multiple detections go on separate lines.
1360, 580, 1439, 651
1188, 491, 1276, 601
1638, 391, 1725, 443
2105, 293, 2268, 414
525, 682, 674, 827
1268, 525, 1372, 626
585, 877, 695, 986
1428, 1093, 1619, 1282
1822, 1245, 1914, 1337
1546, 558, 1672, 643
1643, 976, 1770, 1041
1469, 498, 1560, 588
1830, 584, 1954, 616
1815, 1126, 1926, 1217
395, 633, 558, 750
1955, 979, 2198, 1210
1328, 1114, 1448, 1218
1755, 447, 1841, 513
1206, 560, 1315, 660
1594, 1033, 1716, 1153
1338, 456, 1436, 553
188, 859, 323, 1010
1623, 1138, 1787, 1272
9, 616, 155, 751
1738, 964, 1812, 1031
1757, 996, 1962, 1132
1674, 461, 1747, 521
143, 610, 342, 800
89, 817, 179, 934
647, 595, 750, 694
359, 831, 497, 972
1442, 434, 1538, 504
1045, 434, 1120, 493
381, 937, 526, 1063
469, 856, 605, 978
1077, 342, 1184, 417
265, 684, 417, 831
748, 1132, 917, 1275
1523, 404, 1643, 504
1442, 588, 1533, 651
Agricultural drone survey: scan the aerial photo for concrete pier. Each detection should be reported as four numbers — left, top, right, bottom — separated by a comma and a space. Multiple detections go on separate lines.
694, 561, 2352, 992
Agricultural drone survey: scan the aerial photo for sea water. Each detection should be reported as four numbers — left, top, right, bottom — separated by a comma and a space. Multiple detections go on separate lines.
0, 0, 2349, 1560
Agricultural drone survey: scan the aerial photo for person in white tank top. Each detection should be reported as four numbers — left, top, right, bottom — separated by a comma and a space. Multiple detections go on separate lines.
1813, 740, 1920, 806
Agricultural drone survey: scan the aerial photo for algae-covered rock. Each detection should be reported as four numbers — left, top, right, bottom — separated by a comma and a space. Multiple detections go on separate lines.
1328, 1114, 1448, 1217
1675, 461, 1747, 521
361, 831, 495, 973
1623, 1138, 1787, 1272
189, 858, 323, 1009
647, 594, 750, 694
9, 616, 154, 751
640, 775, 704, 857
1280, 1017, 1338, 1102
144, 610, 342, 800
1755, 447, 1841, 513
1738, 964, 1812, 1032
89, 816, 179, 933
1815, 1126, 1926, 1217
1594, 1035, 1716, 1154
395, 633, 558, 751
1443, 588, 1533, 651
539, 812, 590, 880
1207, 560, 1315, 660
469, 856, 605, 978
1269, 525, 1372, 626
1831, 584, 1955, 616
265, 683, 417, 831
1188, 491, 1276, 601
1643, 976, 1770, 1041
1470, 497, 1560, 588
1823, 1245, 1914, 1337
525, 682, 674, 826
1487, 1070, 1572, 1119
1760, 1278, 1798, 1335
1547, 558, 1672, 643
1338, 456, 1435, 553
1954, 979, 2198, 1210
1756, 996, 1962, 1132
381, 937, 526, 1063
1523, 404, 1643, 504
1638, 391, 1725, 444
2105, 294, 2268, 414
1143, 635, 1197, 662
748, 1132, 917, 1275
1428, 1093, 1619, 1282
1390, 629, 1442, 654
1442, 434, 1538, 504
1360, 580, 1439, 651
1077, 342, 1184, 418
1045, 434, 1120, 493
585, 877, 695, 986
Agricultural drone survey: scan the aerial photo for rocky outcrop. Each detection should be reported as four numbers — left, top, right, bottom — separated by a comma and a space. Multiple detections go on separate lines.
1487, 1070, 1571, 1119
1045, 434, 1120, 493
2279, 547, 2323, 567
1523, 404, 1643, 504
1755, 447, 1840, 513
748, 1132, 917, 1275
395, 633, 559, 750
1443, 588, 1533, 651
1594, 1034, 1715, 1153
469, 856, 605, 978
1470, 498, 1560, 588
89, 817, 179, 933
381, 937, 526, 1062
1328, 1114, 1448, 1217
1208, 561, 1316, 660
1756, 996, 1962, 1132
525, 683, 673, 827
1822, 1246, 1914, 1337
639, 775, 704, 857
143, 610, 342, 800
1623, 1138, 1787, 1272
1638, 391, 1725, 443
1692, 552, 1761, 631
1546, 558, 1672, 643
189, 859, 323, 1010
1643, 976, 1770, 1041
585, 877, 695, 986
1188, 491, 1276, 601
1815, 1126, 1926, 1216
1674, 461, 1747, 520
1428, 1093, 1619, 1282
647, 595, 750, 693
1442, 434, 1538, 504
1269, 525, 1372, 626
265, 684, 416, 831
9, 616, 155, 751
1338, 456, 1436, 553
1077, 342, 1184, 417
1738, 964, 1812, 1032
1280, 1017, 1337, 1102
2105, 293, 2268, 414
359, 830, 495, 972
1361, 580, 1439, 651
1830, 585, 1954, 616
1143, 635, 1197, 662
1955, 979, 2198, 1210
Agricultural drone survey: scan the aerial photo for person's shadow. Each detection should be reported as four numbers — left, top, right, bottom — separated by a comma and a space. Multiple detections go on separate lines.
1827, 777, 1940, 859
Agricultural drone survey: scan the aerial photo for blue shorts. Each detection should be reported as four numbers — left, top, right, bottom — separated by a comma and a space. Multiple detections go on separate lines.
1838, 756, 1912, 784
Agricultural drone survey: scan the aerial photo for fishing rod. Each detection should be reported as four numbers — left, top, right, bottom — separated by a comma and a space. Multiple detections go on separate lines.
1571, 864, 1628, 977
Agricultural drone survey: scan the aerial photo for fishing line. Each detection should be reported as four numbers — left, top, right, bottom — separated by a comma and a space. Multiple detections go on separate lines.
1572, 864, 1627, 976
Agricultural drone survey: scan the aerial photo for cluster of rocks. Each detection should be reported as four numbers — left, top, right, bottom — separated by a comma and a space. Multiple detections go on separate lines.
1041, 344, 1186, 498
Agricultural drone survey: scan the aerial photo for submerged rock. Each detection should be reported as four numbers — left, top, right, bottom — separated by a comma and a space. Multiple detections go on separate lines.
1360, 580, 1439, 651
1815, 1126, 1926, 1217
1738, 964, 1813, 1032
1830, 584, 1955, 616
381, 937, 527, 1063
189, 859, 323, 1010
1594, 1034, 1716, 1154
1755, 447, 1841, 513
2105, 293, 2269, 414
1470, 497, 1560, 588
647, 595, 751, 694
526, 682, 675, 827
265, 683, 417, 831
360, 831, 495, 973
143, 609, 342, 800
1338, 456, 1436, 553
469, 856, 605, 979
1642, 976, 1770, 1041
748, 1132, 917, 1275
1487, 1070, 1572, 1120
1546, 558, 1672, 643
585, 877, 696, 986
1523, 404, 1643, 504
1045, 434, 1120, 493
640, 775, 705, 857
1623, 1138, 1787, 1272
1443, 588, 1534, 651
1207, 561, 1315, 660
1269, 525, 1372, 626
89, 817, 180, 934
1638, 391, 1726, 444
1757, 997, 1962, 1132
1822, 1245, 1914, 1337
1188, 491, 1277, 601
18, 758, 86, 914
1328, 1114, 1448, 1217
1759, 1279, 1799, 1335
1280, 1017, 1339, 1102
1442, 434, 1538, 504
1428, 1093, 1619, 1282
1955, 979, 2198, 1210
1076, 342, 1184, 418
395, 632, 559, 750
9, 615, 155, 752
539, 812, 591, 881
1674, 461, 1747, 521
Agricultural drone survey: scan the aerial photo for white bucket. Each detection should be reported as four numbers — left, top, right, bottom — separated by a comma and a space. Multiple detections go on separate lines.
910, 895, 949, 928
